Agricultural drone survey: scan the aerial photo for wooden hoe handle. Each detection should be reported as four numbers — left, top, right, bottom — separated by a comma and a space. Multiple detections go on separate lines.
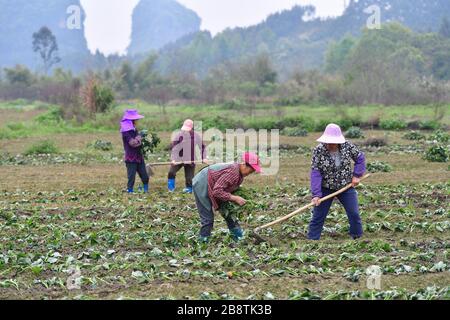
254, 174, 371, 232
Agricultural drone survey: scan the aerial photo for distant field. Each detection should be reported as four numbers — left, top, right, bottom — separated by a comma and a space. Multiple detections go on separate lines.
119, 102, 450, 127
1, 101, 449, 136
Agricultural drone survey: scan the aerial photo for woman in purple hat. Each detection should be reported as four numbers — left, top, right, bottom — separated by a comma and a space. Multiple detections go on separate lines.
308, 124, 366, 240
120, 109, 149, 193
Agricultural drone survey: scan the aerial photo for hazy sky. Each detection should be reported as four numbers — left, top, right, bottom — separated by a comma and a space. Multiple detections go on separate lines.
80, 0, 347, 55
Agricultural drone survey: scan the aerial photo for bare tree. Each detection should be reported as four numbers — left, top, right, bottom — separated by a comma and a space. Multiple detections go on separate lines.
32, 26, 61, 74
144, 83, 174, 117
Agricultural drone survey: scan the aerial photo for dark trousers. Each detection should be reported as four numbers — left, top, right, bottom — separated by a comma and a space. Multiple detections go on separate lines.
194, 192, 240, 237
168, 164, 195, 188
126, 161, 149, 190
308, 187, 363, 240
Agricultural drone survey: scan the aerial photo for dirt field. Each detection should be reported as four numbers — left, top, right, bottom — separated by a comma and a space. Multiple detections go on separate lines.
0, 128, 449, 300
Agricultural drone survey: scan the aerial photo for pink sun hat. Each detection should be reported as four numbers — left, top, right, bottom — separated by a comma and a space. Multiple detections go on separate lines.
317, 124, 346, 144
181, 119, 194, 131
242, 152, 262, 174
122, 109, 144, 121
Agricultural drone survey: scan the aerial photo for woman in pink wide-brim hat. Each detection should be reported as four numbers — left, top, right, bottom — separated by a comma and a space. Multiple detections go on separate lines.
308, 123, 367, 241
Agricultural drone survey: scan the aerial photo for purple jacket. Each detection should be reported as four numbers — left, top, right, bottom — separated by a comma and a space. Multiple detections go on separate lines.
311, 142, 366, 198
122, 129, 144, 163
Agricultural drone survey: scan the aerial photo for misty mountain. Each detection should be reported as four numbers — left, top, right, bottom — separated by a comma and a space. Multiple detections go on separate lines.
0, 0, 90, 73
1, 0, 449, 76
155, 0, 450, 78
0, 0, 201, 73
128, 0, 201, 56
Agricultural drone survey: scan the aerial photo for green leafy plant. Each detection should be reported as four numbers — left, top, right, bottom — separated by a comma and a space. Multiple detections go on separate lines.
363, 137, 388, 147
345, 127, 364, 139
419, 120, 441, 131
424, 145, 449, 163
380, 119, 407, 131
428, 130, 449, 143
219, 188, 258, 222
281, 127, 308, 137
140, 130, 161, 158
367, 161, 393, 173
89, 140, 113, 152
24, 140, 59, 155
403, 131, 425, 141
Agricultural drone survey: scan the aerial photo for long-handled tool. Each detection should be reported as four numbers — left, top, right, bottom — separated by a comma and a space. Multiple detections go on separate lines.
148, 161, 206, 167
250, 174, 371, 244
146, 161, 210, 177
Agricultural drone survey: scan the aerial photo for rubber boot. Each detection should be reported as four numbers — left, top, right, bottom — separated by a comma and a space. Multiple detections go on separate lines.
127, 188, 134, 194
230, 228, 244, 242
143, 184, 149, 193
198, 236, 210, 244
183, 187, 193, 194
168, 179, 176, 192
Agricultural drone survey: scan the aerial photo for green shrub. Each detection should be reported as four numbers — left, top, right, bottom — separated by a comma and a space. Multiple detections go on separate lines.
246, 118, 277, 130
424, 145, 449, 163
313, 119, 355, 132
34, 108, 63, 125
275, 116, 303, 129
25, 140, 59, 155
202, 116, 240, 131
10, 99, 30, 106
222, 99, 245, 109
403, 131, 426, 141
314, 119, 333, 132
253, 115, 315, 132
345, 127, 364, 139
380, 119, 407, 131
296, 116, 315, 132
89, 140, 113, 151
0, 128, 14, 139
428, 130, 449, 143
281, 127, 308, 137
337, 119, 354, 131
93, 85, 115, 113
419, 120, 441, 131
6, 122, 26, 131
274, 96, 303, 106
367, 161, 393, 173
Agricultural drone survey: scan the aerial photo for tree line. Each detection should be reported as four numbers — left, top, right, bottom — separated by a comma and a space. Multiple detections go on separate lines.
1, 21, 450, 117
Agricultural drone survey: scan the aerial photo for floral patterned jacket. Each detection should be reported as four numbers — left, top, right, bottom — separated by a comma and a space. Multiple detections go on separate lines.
310, 142, 366, 197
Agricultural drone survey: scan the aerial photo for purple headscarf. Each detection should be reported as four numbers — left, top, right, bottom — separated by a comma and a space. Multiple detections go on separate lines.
120, 120, 135, 133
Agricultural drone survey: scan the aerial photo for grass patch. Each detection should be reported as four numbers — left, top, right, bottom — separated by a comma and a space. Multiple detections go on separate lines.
24, 140, 59, 155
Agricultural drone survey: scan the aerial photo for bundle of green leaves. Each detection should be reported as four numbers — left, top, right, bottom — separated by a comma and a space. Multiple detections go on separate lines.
140, 130, 161, 158
219, 188, 259, 222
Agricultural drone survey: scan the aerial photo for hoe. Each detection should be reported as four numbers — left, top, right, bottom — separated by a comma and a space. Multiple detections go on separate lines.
250, 174, 371, 244
146, 161, 208, 177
